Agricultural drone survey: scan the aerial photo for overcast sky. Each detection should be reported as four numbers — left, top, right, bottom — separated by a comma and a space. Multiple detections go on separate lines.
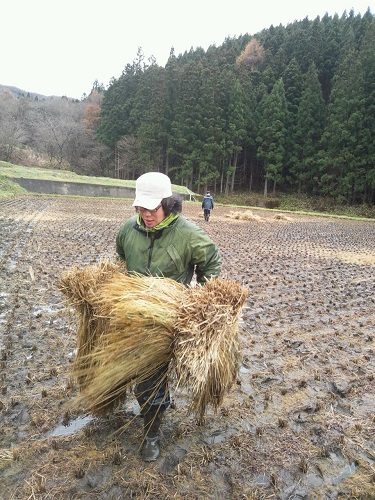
2, 1, 372, 99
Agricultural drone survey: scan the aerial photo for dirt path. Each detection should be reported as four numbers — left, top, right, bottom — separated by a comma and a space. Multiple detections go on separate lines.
0, 196, 374, 499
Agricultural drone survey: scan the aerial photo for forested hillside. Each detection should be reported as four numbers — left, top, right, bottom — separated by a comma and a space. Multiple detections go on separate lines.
1, 9, 374, 205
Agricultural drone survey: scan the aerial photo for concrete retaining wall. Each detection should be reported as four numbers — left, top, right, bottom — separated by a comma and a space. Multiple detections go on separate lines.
12, 177, 194, 201
13, 177, 136, 199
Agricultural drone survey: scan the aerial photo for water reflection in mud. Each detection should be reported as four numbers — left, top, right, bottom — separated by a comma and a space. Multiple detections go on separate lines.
48, 415, 94, 437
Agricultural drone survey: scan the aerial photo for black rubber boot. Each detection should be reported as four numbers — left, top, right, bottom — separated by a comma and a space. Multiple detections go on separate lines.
141, 411, 162, 462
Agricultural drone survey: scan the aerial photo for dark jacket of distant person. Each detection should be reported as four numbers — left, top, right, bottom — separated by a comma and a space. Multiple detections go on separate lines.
201, 192, 214, 210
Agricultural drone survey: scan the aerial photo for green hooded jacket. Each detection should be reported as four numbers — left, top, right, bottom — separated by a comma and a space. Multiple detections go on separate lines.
116, 215, 221, 285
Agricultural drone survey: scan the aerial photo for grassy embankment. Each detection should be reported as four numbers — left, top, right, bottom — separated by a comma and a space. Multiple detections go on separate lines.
0, 161, 192, 200
1, 161, 374, 220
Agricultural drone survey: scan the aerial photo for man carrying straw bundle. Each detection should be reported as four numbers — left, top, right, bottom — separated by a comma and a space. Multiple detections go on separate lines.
116, 172, 221, 461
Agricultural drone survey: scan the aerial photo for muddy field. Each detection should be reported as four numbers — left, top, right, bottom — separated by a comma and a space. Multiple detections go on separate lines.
0, 195, 374, 499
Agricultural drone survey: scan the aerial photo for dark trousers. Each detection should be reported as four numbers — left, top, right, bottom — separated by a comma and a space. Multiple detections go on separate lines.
134, 365, 170, 416
203, 208, 211, 220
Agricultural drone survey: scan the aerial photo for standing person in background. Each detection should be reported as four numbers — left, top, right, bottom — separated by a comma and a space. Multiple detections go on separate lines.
202, 190, 214, 221
116, 172, 221, 462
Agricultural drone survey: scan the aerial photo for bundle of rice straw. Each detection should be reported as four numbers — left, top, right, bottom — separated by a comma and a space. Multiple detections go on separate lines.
173, 279, 248, 421
73, 273, 185, 415
57, 259, 125, 392
58, 261, 248, 419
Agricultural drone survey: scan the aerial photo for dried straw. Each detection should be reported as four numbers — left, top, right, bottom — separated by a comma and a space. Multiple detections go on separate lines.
225, 210, 262, 221
58, 262, 248, 419
57, 259, 126, 389
0, 448, 14, 465
73, 274, 185, 416
173, 279, 248, 421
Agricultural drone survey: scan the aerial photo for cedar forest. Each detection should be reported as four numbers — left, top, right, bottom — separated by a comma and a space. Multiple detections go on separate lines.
0, 9, 374, 205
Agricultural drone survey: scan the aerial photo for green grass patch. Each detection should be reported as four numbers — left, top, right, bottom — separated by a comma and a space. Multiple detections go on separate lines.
0, 175, 28, 198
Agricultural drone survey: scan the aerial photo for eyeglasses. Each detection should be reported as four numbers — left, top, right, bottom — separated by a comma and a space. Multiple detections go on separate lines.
136, 204, 162, 215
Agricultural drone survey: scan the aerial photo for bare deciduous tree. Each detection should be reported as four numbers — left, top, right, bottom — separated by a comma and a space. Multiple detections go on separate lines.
33, 98, 86, 168
0, 93, 31, 160
115, 136, 145, 180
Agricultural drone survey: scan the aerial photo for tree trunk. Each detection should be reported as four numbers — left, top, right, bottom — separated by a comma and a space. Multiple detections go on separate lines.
165, 150, 169, 176
230, 151, 239, 192
220, 161, 224, 194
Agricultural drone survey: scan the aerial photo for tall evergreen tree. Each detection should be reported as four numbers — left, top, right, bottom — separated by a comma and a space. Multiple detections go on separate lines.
193, 64, 227, 192
320, 28, 366, 204
96, 62, 142, 148
256, 78, 288, 196
223, 76, 246, 193
169, 60, 205, 188
358, 19, 375, 204
164, 48, 180, 176
283, 57, 304, 182
319, 13, 345, 101
235, 62, 259, 191
133, 64, 167, 171
292, 62, 325, 194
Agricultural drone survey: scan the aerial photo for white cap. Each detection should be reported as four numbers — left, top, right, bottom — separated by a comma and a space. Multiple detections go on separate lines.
132, 172, 173, 210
